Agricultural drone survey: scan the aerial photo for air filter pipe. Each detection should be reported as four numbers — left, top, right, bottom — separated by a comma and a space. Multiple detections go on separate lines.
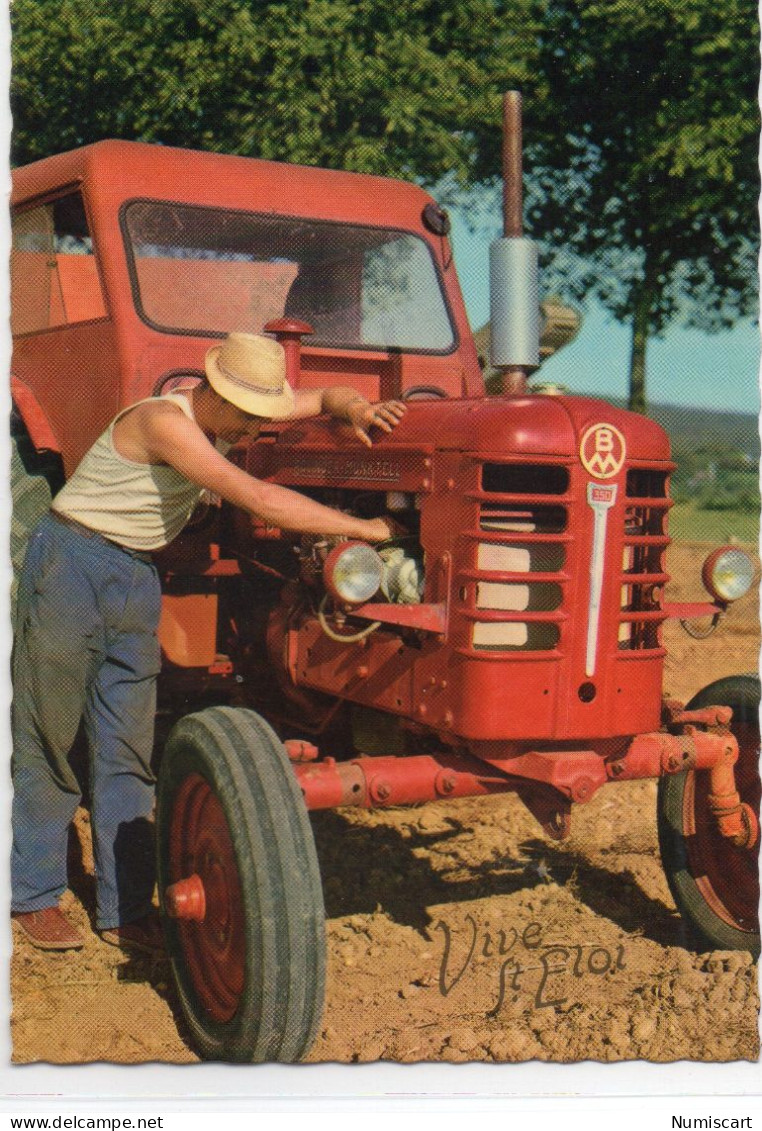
489, 238, 540, 368
489, 92, 540, 383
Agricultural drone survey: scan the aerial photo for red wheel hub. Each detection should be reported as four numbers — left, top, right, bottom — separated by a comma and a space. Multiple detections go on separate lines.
167, 773, 245, 1023
165, 874, 206, 920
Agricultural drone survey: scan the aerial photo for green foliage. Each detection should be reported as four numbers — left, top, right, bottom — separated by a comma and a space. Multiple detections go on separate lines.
12, 0, 757, 420
669, 500, 759, 545
10, 0, 537, 180
526, 0, 759, 410
670, 437, 759, 517
696, 479, 760, 514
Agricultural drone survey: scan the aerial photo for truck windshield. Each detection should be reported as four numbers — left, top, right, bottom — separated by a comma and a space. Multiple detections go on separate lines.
123, 200, 455, 353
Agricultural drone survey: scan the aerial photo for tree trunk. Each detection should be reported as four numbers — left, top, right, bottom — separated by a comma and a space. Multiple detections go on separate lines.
628, 274, 655, 414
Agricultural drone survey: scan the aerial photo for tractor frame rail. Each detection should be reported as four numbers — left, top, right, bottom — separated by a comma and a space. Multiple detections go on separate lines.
289, 707, 757, 852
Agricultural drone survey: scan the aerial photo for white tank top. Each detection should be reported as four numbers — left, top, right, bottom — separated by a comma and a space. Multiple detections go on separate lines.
52, 394, 209, 551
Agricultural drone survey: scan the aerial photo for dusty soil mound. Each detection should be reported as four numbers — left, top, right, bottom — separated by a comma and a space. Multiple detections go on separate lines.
11, 543, 760, 1064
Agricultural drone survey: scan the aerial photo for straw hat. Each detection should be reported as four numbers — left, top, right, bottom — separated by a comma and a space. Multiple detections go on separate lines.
205, 333, 294, 419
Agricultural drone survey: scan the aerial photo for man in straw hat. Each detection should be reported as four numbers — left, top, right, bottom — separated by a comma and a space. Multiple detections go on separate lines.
12, 332, 405, 954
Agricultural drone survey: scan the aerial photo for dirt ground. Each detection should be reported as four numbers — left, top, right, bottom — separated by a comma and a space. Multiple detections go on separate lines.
10, 542, 761, 1064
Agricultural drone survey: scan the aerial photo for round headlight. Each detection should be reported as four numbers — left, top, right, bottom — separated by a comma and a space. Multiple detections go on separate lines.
702, 547, 756, 603
323, 542, 384, 605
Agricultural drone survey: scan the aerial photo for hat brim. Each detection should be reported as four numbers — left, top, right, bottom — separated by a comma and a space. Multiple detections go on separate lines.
205, 346, 295, 420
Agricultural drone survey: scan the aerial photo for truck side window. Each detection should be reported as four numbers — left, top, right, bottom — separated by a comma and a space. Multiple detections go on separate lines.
11, 193, 106, 335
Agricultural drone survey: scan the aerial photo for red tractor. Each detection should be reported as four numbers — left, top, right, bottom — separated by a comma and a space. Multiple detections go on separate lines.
11, 96, 759, 1063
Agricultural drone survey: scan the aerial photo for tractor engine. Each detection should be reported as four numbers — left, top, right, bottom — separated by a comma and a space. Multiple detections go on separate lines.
221, 392, 673, 757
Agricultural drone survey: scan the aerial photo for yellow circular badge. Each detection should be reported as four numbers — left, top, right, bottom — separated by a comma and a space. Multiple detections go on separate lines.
579, 423, 626, 479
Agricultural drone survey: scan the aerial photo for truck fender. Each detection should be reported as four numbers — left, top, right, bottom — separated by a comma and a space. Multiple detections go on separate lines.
11, 375, 61, 453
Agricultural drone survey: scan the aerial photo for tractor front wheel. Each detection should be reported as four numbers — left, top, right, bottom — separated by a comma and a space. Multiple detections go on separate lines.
658, 675, 760, 956
156, 707, 325, 1062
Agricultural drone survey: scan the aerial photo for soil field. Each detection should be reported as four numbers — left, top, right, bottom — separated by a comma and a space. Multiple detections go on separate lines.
10, 542, 760, 1064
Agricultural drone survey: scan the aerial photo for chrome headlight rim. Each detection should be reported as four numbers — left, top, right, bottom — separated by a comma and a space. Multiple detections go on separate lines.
701, 546, 756, 604
323, 541, 384, 606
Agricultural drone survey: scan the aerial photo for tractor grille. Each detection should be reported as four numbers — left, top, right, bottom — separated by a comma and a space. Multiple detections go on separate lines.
618, 467, 671, 651
463, 463, 571, 652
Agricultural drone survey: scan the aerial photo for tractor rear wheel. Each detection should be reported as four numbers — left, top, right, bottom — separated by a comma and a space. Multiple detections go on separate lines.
156, 706, 325, 1062
658, 675, 760, 956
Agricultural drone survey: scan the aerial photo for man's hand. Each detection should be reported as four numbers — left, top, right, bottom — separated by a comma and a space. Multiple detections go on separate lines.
363, 516, 407, 543
299, 387, 407, 445
346, 399, 406, 447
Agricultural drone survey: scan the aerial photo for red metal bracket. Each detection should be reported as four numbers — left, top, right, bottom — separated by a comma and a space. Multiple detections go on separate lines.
350, 602, 446, 633
663, 702, 733, 728
606, 722, 757, 849
11, 375, 60, 452
662, 601, 723, 620
284, 738, 319, 763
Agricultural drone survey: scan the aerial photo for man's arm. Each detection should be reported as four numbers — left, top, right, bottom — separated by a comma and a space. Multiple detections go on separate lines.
291, 387, 406, 447
141, 406, 393, 541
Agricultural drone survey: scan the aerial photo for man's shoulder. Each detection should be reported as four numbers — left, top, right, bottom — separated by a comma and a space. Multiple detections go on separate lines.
113, 396, 200, 465
122, 396, 193, 429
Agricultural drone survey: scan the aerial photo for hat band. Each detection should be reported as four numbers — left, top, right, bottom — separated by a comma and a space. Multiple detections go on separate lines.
217, 358, 285, 397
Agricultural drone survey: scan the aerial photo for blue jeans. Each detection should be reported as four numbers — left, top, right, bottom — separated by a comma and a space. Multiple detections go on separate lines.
12, 514, 161, 929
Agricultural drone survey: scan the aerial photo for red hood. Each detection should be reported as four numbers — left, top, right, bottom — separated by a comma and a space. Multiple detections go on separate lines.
272, 395, 672, 462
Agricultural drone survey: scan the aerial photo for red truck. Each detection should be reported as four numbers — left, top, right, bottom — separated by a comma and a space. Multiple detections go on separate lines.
11, 98, 759, 1063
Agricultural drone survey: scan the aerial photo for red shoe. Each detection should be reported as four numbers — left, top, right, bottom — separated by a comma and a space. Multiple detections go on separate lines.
13, 907, 84, 951
100, 913, 164, 956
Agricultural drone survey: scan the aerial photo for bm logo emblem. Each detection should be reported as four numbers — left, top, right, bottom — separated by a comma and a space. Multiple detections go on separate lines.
580, 423, 626, 479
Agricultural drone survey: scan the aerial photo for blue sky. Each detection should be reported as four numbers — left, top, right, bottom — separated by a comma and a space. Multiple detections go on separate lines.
449, 208, 761, 416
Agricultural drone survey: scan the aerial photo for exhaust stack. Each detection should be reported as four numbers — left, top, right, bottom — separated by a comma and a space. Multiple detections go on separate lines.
489, 92, 540, 394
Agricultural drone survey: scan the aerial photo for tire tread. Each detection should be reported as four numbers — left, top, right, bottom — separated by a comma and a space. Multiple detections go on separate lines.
157, 706, 325, 1062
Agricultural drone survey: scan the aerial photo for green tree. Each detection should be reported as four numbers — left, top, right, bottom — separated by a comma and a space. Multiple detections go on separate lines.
10, 0, 537, 182
14, 0, 755, 417
524, 0, 759, 412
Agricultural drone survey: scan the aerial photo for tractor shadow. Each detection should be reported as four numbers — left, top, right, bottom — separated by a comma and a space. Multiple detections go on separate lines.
311, 810, 544, 935
516, 838, 690, 950
311, 811, 690, 950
